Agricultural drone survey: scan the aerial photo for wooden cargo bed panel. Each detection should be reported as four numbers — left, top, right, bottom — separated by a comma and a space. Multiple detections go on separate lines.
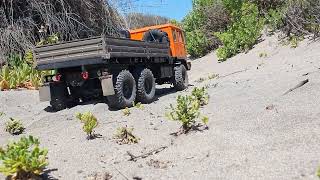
34, 36, 170, 70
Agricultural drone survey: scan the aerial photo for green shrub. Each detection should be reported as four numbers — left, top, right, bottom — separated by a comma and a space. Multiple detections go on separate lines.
191, 87, 210, 106
215, 2, 264, 61
0, 136, 48, 179
183, 0, 230, 58
5, 118, 25, 135
114, 127, 139, 145
185, 30, 209, 58
317, 166, 320, 178
265, 7, 285, 31
166, 95, 208, 132
76, 112, 98, 139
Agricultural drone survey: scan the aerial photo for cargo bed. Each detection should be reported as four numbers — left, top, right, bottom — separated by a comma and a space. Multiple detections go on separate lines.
34, 36, 170, 70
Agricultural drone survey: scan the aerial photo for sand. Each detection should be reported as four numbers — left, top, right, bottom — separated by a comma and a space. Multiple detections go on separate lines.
0, 34, 320, 180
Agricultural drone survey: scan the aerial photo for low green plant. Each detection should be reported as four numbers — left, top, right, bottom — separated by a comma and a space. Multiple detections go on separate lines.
133, 102, 144, 110
0, 136, 48, 179
5, 118, 25, 135
166, 95, 206, 132
317, 166, 320, 178
191, 87, 210, 106
0, 62, 45, 90
6, 53, 24, 67
202, 116, 209, 125
0, 112, 4, 117
208, 74, 219, 80
76, 112, 98, 139
259, 52, 268, 58
122, 107, 131, 116
24, 50, 34, 64
196, 77, 206, 83
37, 33, 59, 46
114, 127, 139, 145
215, 2, 264, 61
289, 35, 303, 48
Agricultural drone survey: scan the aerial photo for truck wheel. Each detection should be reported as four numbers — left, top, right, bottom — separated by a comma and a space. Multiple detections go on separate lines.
136, 69, 156, 104
173, 65, 189, 91
108, 70, 136, 109
50, 99, 67, 111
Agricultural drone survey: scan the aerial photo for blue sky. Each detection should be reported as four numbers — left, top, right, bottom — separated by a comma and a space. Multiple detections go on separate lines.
132, 0, 193, 21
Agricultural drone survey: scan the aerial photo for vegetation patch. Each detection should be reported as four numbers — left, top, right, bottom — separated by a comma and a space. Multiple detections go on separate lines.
76, 112, 99, 140
0, 136, 48, 180
215, 2, 264, 61
5, 118, 25, 135
0, 55, 49, 91
114, 127, 139, 145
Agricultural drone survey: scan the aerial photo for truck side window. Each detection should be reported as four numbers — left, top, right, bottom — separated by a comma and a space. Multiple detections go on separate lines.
173, 30, 177, 42
178, 31, 182, 43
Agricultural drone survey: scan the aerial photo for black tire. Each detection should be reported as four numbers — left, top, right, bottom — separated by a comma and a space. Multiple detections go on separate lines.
143, 29, 169, 44
136, 69, 156, 104
50, 99, 67, 111
173, 65, 189, 91
107, 70, 136, 109
119, 29, 131, 39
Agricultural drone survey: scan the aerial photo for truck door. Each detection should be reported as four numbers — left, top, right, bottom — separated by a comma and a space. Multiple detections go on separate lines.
172, 29, 187, 59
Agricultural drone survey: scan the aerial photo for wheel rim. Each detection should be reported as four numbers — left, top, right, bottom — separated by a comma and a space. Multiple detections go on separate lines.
123, 79, 133, 99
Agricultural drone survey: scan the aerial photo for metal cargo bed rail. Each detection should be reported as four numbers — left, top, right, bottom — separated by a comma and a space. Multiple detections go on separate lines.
34, 36, 170, 70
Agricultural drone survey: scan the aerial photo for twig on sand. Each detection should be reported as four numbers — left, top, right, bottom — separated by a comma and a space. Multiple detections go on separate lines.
219, 69, 248, 79
283, 79, 309, 95
112, 165, 129, 180
127, 146, 168, 161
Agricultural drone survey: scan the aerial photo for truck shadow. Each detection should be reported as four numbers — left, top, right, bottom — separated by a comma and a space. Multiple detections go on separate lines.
44, 87, 178, 112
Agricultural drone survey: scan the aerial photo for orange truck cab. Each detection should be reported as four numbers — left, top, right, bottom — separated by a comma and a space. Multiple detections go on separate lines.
130, 24, 187, 60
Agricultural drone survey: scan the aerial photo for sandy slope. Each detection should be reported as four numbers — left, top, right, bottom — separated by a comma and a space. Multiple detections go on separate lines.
0, 34, 320, 180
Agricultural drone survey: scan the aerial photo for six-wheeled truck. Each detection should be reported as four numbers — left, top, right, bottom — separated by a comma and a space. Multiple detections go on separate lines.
34, 24, 191, 110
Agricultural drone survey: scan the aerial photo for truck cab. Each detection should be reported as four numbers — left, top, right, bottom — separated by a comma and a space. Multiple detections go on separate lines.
130, 24, 187, 59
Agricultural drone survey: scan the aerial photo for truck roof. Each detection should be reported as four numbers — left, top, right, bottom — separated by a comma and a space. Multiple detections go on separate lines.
130, 23, 182, 34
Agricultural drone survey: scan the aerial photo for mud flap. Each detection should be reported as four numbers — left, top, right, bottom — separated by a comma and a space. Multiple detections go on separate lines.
39, 84, 51, 102
100, 75, 115, 96
39, 82, 68, 102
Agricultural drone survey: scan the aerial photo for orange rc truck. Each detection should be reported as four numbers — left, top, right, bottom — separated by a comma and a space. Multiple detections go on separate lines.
33, 24, 190, 110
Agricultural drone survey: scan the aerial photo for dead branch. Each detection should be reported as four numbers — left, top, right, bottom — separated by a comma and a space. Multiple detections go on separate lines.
218, 69, 248, 79
283, 79, 309, 95
127, 146, 168, 161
